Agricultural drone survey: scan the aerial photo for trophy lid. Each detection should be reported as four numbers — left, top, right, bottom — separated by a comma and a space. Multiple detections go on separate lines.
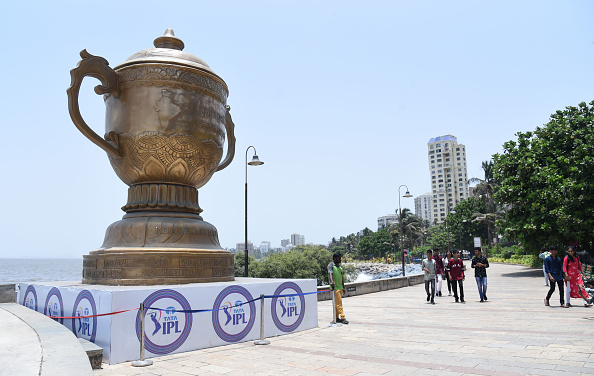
114, 29, 218, 76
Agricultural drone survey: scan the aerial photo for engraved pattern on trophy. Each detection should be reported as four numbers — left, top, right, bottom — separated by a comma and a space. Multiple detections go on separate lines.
107, 132, 223, 187
155, 88, 226, 141
117, 65, 228, 103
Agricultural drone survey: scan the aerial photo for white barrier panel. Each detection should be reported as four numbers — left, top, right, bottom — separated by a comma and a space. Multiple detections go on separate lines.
18, 278, 318, 364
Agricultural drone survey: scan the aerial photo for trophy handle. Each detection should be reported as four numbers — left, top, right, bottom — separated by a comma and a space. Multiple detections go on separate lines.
67, 50, 121, 158
216, 105, 236, 171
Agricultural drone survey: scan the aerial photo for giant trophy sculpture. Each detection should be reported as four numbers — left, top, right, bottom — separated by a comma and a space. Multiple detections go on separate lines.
68, 29, 236, 285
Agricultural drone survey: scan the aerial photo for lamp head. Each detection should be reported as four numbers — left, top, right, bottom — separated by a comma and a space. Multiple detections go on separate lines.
248, 155, 264, 166
403, 190, 413, 198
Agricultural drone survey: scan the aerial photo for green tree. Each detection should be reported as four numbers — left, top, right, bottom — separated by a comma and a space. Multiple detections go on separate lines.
357, 227, 392, 259
239, 244, 356, 286
469, 160, 498, 247
234, 252, 258, 277
446, 197, 486, 250
328, 229, 372, 258
493, 100, 594, 253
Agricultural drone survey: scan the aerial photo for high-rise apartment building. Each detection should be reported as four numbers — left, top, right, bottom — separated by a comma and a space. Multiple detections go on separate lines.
377, 214, 399, 229
281, 239, 290, 247
414, 193, 433, 225
291, 233, 305, 246
236, 241, 254, 252
427, 135, 469, 224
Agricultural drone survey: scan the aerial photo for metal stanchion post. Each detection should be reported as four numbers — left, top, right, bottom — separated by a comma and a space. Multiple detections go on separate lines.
132, 303, 153, 367
328, 289, 342, 327
254, 294, 270, 345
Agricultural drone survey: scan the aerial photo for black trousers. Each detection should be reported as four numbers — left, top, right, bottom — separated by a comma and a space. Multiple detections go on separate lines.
546, 279, 565, 305
425, 279, 435, 301
451, 279, 464, 300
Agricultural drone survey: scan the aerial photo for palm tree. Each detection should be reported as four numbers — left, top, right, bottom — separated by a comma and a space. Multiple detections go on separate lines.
469, 160, 497, 247
388, 208, 425, 250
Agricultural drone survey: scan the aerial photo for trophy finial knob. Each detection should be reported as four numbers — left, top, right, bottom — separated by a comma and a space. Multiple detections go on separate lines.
154, 29, 185, 50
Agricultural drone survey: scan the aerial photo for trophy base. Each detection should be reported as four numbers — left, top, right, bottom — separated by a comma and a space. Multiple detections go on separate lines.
82, 211, 235, 286
82, 249, 234, 285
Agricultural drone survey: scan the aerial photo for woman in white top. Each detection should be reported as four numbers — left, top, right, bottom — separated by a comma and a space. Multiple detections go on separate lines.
443, 250, 453, 296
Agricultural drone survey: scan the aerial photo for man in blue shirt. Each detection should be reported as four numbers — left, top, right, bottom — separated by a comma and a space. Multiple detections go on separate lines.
544, 245, 566, 307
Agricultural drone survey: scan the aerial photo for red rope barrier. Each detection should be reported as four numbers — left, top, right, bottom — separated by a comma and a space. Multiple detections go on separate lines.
48, 307, 139, 319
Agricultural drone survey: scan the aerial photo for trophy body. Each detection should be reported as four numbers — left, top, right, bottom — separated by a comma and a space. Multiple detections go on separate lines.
68, 30, 236, 285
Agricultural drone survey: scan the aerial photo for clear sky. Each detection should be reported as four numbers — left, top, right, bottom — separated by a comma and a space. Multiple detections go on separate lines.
1, 1, 592, 258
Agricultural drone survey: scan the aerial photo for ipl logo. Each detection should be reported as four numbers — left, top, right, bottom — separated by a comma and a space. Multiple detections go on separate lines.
135, 290, 192, 355
271, 282, 305, 332
71, 290, 97, 343
212, 286, 255, 342
44, 287, 64, 324
23, 286, 38, 312
221, 300, 248, 326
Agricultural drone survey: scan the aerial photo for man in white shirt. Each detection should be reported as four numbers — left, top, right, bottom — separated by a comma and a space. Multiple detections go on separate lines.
422, 250, 437, 305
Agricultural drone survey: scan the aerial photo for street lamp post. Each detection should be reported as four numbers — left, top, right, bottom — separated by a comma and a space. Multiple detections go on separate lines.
245, 146, 264, 277
398, 185, 413, 277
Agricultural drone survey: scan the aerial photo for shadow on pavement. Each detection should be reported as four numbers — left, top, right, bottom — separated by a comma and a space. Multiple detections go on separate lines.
501, 268, 543, 278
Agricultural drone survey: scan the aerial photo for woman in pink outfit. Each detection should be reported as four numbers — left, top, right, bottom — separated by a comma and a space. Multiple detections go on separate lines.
563, 246, 591, 307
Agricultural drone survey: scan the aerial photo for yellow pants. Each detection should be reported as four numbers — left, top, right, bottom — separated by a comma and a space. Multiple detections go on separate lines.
334, 289, 345, 320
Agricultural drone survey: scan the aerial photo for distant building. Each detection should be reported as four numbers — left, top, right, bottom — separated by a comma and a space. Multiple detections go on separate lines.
281, 239, 290, 247
236, 241, 254, 252
291, 233, 305, 246
427, 134, 469, 224
377, 214, 399, 229
260, 241, 271, 254
281, 244, 295, 252
414, 193, 433, 225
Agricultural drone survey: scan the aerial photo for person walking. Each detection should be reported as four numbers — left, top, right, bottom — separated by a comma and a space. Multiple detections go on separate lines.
433, 249, 445, 297
328, 252, 349, 324
539, 247, 551, 286
447, 250, 465, 303
563, 246, 592, 307
443, 250, 453, 296
544, 246, 566, 307
471, 247, 489, 302
422, 250, 437, 304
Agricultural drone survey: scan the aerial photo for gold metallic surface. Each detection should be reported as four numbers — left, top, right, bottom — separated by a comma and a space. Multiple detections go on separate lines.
68, 29, 236, 285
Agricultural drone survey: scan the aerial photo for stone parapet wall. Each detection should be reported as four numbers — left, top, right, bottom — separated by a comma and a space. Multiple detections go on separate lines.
0, 284, 16, 303
317, 274, 424, 301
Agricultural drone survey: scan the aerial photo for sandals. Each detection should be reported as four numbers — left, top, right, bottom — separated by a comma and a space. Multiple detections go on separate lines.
544, 298, 550, 306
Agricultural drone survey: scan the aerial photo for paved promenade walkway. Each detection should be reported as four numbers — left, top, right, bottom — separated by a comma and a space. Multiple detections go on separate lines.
95, 263, 594, 376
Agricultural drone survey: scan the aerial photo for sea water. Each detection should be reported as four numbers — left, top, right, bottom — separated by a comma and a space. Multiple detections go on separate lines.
0, 258, 82, 284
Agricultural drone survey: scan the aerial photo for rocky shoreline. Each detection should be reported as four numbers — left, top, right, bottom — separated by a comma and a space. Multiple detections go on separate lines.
345, 262, 423, 280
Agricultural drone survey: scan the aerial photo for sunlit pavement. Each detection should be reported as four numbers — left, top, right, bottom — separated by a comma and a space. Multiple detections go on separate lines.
95, 263, 594, 376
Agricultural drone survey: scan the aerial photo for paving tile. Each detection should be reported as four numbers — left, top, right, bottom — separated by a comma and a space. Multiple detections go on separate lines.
89, 264, 593, 376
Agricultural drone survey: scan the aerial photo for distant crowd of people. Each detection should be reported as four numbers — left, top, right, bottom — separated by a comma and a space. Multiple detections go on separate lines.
421, 247, 488, 304
540, 245, 593, 308
327, 245, 593, 325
